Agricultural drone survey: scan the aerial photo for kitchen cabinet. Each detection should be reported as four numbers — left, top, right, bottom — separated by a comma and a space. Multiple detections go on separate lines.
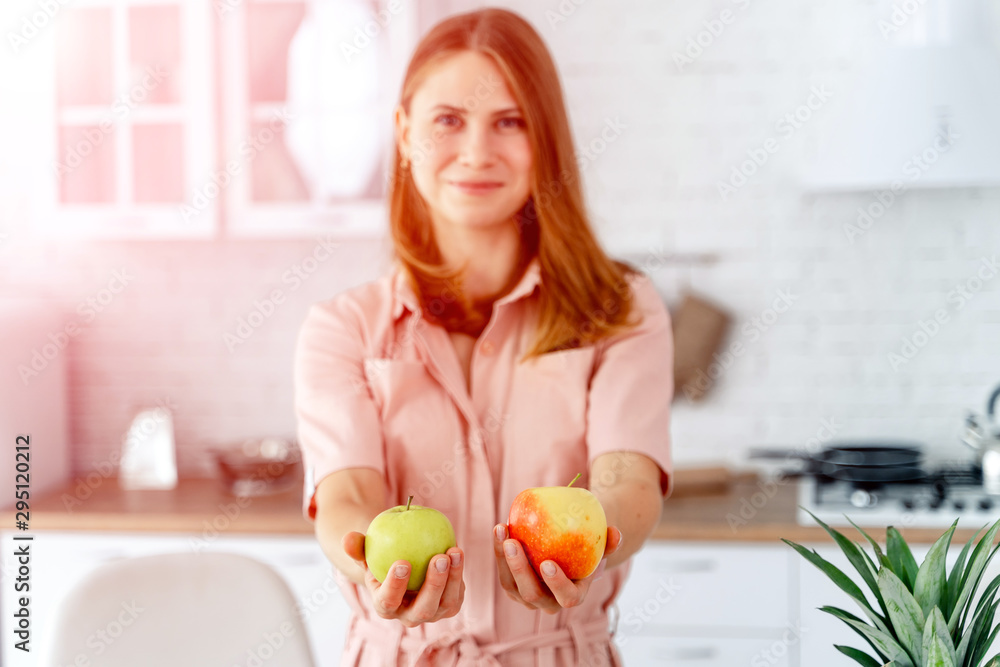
8, 0, 432, 240
4, 532, 800, 667
614, 542, 800, 666
217, 0, 420, 238
0, 530, 351, 667
9, 0, 218, 238
9, 477, 991, 666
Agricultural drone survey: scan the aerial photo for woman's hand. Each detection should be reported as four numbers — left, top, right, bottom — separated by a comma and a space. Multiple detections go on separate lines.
493, 524, 623, 614
342, 532, 465, 628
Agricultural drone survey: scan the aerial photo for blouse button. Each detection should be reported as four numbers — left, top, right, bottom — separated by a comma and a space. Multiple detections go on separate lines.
481, 340, 494, 355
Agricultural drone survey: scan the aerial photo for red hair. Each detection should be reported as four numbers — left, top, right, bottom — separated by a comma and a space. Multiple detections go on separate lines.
389, 8, 639, 357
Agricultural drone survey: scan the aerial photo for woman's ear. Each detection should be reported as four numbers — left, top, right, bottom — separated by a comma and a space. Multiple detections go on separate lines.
394, 105, 410, 161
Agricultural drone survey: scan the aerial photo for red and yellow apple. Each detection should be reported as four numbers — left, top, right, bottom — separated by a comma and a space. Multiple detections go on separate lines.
507, 474, 608, 580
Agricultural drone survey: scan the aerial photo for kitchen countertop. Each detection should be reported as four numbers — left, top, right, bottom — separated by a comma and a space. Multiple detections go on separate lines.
1, 474, 985, 544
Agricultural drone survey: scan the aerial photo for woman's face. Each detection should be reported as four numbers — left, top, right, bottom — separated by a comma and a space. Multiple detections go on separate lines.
396, 51, 533, 234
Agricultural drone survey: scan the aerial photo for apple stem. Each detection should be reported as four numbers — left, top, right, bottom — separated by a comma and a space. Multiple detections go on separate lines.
567, 473, 581, 488
406, 495, 413, 511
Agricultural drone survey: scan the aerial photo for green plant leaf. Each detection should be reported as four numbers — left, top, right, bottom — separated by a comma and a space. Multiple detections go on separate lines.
958, 589, 996, 667
888, 526, 920, 591
848, 515, 892, 570
971, 573, 1000, 618
803, 508, 889, 618
821, 605, 915, 667
835, 644, 883, 667
947, 526, 983, 620
955, 630, 971, 667
913, 520, 957, 618
860, 544, 881, 580
923, 607, 957, 667
963, 572, 1000, 662
925, 638, 958, 667
784, 539, 891, 633
950, 518, 1000, 634
820, 606, 892, 663
971, 616, 1000, 667
962, 544, 1000, 636
879, 566, 925, 665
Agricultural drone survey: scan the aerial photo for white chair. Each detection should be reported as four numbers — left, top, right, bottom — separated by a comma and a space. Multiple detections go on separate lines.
44, 551, 316, 667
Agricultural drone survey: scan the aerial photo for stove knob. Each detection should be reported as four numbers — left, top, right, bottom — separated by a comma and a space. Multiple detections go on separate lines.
953, 501, 966, 511
901, 499, 915, 510
980, 499, 994, 511
850, 489, 874, 508
929, 497, 944, 510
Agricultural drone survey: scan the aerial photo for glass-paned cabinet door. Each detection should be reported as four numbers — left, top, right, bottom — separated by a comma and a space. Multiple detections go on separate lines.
39, 0, 216, 238
220, 0, 420, 237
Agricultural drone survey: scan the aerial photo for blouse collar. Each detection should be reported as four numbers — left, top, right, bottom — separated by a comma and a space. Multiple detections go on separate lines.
391, 256, 542, 320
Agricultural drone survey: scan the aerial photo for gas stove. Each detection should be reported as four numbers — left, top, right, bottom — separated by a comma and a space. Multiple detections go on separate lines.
797, 462, 999, 528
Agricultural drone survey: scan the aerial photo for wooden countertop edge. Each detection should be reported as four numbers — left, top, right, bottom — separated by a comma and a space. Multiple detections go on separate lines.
9, 515, 980, 545
2, 475, 988, 544
11, 513, 315, 535
649, 523, 991, 544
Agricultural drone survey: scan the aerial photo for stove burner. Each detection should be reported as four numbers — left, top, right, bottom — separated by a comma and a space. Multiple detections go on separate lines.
800, 462, 990, 527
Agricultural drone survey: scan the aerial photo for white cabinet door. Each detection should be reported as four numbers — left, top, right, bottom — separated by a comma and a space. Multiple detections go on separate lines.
614, 542, 800, 666
0, 531, 351, 667
616, 542, 795, 634
5, 1, 218, 239
617, 634, 795, 667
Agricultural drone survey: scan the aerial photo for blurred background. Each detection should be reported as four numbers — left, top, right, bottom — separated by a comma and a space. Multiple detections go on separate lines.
1, 0, 998, 476
2, 0, 1000, 664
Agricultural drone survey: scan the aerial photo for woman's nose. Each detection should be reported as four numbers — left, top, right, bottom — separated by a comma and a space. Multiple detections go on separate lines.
457, 125, 496, 168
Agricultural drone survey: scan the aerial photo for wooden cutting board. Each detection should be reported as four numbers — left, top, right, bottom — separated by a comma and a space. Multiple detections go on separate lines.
670, 466, 747, 498
671, 292, 732, 402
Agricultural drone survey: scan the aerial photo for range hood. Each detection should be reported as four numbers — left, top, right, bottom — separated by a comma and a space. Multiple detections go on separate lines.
801, 0, 1000, 191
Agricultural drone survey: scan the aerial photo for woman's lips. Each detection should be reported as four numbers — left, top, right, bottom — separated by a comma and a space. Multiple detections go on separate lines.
450, 181, 503, 195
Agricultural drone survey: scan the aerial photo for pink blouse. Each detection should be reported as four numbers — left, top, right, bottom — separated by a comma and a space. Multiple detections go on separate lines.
294, 256, 674, 666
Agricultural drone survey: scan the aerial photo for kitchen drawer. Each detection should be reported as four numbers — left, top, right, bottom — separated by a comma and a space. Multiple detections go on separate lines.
616, 543, 793, 632
615, 634, 795, 666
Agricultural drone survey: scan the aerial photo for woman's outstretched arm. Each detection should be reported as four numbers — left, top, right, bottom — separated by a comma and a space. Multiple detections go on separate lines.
589, 451, 665, 570
313, 467, 386, 586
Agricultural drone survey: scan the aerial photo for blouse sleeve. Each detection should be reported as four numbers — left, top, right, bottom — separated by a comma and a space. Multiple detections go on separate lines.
293, 298, 385, 521
586, 274, 675, 497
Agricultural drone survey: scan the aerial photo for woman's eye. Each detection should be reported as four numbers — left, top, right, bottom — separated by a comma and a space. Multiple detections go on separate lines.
498, 117, 525, 130
435, 114, 461, 127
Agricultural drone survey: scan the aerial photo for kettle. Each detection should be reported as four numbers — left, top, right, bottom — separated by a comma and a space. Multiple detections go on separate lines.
118, 406, 178, 490
962, 384, 1000, 495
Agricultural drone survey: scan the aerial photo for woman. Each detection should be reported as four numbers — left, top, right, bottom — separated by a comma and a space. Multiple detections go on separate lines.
294, 8, 674, 666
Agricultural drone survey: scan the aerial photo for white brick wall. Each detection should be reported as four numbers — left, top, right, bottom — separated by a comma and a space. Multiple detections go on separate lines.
1, 0, 997, 476
476, 0, 1000, 465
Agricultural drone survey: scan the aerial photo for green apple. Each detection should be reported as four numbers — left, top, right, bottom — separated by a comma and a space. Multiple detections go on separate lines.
508, 474, 608, 580
364, 496, 457, 591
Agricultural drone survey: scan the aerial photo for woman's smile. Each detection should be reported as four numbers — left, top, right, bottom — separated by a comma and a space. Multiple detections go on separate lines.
448, 180, 504, 195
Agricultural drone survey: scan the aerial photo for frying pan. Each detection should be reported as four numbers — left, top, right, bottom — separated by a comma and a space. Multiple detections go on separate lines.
749, 441, 925, 484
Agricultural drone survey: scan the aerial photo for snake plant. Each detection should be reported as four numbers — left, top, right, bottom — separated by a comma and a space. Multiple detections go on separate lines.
785, 511, 1000, 667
